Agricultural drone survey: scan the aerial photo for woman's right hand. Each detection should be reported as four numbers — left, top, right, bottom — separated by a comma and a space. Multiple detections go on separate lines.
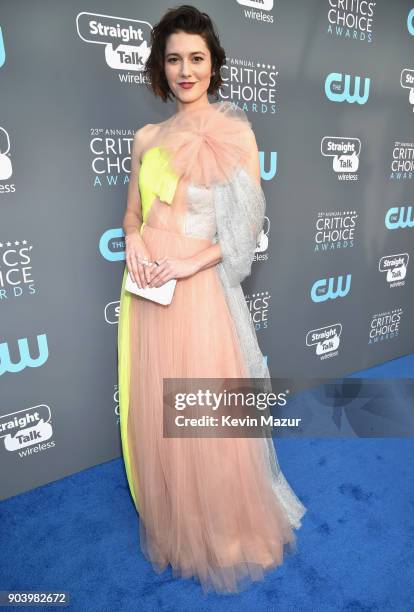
125, 231, 153, 288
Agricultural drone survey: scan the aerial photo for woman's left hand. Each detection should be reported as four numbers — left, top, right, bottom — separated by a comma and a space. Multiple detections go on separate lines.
147, 256, 199, 287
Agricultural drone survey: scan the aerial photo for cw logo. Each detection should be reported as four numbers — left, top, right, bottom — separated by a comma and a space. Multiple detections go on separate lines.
100, 228, 125, 261
311, 274, 352, 302
408, 8, 414, 35
325, 72, 370, 104
385, 206, 414, 229
259, 151, 277, 181
0, 334, 49, 376
0, 26, 5, 68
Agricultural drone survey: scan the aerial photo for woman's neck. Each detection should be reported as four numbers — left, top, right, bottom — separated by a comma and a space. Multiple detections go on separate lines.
175, 98, 212, 114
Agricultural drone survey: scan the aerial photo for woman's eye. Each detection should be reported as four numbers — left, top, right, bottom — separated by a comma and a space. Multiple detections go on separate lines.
167, 57, 203, 63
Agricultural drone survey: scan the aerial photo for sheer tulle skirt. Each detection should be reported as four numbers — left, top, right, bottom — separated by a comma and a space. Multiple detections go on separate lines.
118, 224, 305, 594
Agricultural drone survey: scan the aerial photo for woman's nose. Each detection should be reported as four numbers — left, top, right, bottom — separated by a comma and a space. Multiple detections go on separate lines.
180, 61, 191, 77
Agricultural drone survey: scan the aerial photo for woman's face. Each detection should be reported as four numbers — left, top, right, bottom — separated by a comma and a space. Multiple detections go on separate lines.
164, 31, 213, 104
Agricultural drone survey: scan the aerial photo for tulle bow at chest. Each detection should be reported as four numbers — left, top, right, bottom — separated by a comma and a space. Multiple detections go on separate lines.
157, 101, 254, 188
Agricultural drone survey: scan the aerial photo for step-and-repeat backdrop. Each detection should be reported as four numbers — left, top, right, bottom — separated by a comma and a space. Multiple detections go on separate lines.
1, 1, 413, 500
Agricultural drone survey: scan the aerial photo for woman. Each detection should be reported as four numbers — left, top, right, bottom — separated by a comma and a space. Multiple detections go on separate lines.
118, 5, 306, 594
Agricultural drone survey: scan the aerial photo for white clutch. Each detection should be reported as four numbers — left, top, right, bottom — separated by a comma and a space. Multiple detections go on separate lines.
125, 270, 176, 305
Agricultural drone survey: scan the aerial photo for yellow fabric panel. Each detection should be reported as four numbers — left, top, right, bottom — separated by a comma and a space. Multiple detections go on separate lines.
139, 146, 179, 223
117, 266, 140, 513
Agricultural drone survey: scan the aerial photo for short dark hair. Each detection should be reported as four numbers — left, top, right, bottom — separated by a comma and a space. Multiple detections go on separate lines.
144, 5, 226, 102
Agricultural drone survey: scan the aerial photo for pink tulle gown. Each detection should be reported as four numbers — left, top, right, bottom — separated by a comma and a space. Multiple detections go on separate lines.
118, 100, 306, 594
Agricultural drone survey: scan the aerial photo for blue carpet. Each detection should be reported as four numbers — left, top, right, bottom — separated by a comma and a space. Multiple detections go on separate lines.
1, 354, 414, 611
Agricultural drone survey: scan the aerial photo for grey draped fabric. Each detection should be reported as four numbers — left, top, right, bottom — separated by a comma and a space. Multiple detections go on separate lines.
212, 168, 307, 529
212, 166, 266, 287
184, 166, 307, 530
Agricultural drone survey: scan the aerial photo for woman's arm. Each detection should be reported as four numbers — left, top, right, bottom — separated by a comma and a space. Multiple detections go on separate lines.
123, 128, 146, 237
123, 126, 156, 287
190, 242, 223, 273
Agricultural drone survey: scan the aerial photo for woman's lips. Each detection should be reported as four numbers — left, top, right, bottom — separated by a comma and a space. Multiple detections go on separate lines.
179, 82, 196, 89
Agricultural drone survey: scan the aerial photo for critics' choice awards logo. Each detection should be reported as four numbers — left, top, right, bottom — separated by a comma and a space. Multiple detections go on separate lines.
389, 141, 414, 181
325, 72, 370, 105
321, 137, 361, 180
236, 0, 274, 23
368, 307, 403, 344
76, 12, 151, 82
311, 274, 352, 302
314, 211, 358, 252
0, 334, 49, 376
0, 405, 55, 455
90, 128, 135, 188
326, 0, 377, 43
379, 253, 409, 288
306, 323, 342, 361
400, 69, 414, 111
385, 205, 414, 230
246, 290, 270, 332
0, 126, 14, 192
221, 57, 278, 114
0, 240, 36, 299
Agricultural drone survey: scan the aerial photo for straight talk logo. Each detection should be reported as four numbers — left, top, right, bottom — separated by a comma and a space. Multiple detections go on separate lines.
236, 0, 275, 23
321, 136, 361, 180
306, 324, 342, 360
76, 12, 152, 83
0, 405, 55, 456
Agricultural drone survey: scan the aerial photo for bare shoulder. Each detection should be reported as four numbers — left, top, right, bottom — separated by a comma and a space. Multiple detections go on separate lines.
133, 123, 162, 161
133, 123, 156, 147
